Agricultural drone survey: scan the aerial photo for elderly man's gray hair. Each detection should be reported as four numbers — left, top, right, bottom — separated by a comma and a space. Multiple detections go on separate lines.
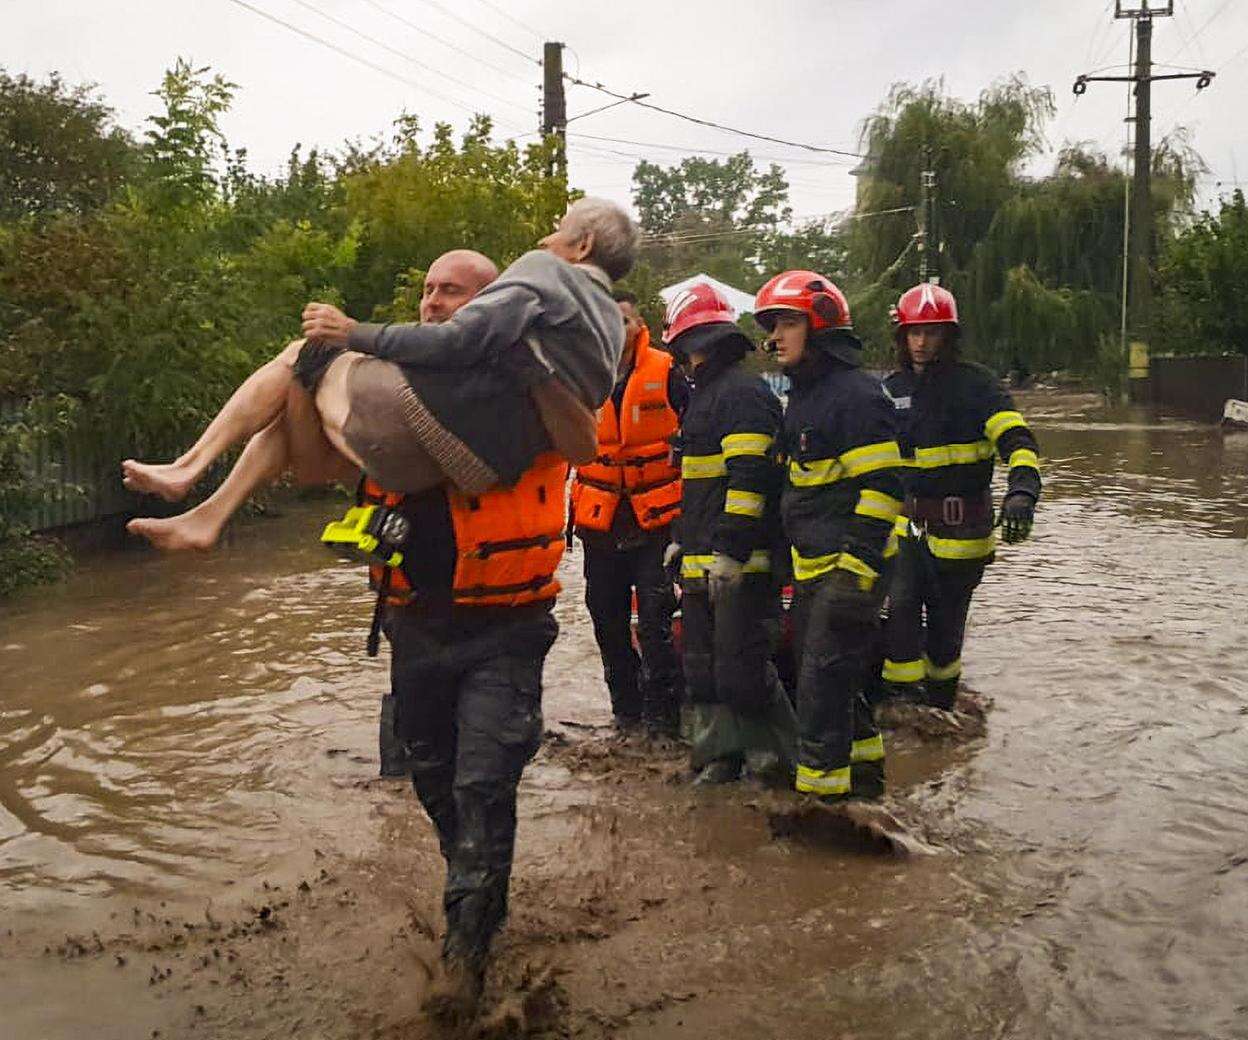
563, 197, 640, 282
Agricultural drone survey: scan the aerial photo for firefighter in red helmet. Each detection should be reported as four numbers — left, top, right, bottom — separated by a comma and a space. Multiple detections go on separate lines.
756, 270, 902, 801
663, 282, 797, 784
879, 282, 1041, 710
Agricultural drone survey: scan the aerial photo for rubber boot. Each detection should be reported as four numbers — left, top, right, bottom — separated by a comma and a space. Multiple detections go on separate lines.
378, 694, 413, 778
694, 757, 743, 784
850, 761, 886, 801
924, 678, 958, 712
421, 954, 485, 1027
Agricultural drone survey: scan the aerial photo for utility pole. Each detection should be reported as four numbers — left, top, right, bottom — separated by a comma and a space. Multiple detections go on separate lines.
917, 152, 937, 283
541, 42, 567, 179
1074, 2, 1214, 397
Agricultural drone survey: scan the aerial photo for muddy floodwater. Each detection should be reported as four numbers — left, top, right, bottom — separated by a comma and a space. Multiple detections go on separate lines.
2, 389, 1247, 1039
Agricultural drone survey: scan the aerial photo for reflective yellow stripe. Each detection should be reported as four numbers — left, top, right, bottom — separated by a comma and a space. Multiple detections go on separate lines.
855, 489, 903, 522
840, 440, 902, 478
1008, 448, 1040, 471
721, 432, 774, 459
984, 410, 1027, 445
724, 489, 765, 517
795, 764, 851, 796
913, 440, 994, 469
883, 658, 925, 683
791, 548, 878, 587
926, 532, 996, 560
681, 550, 771, 579
883, 532, 900, 559
851, 734, 885, 764
788, 457, 842, 487
925, 657, 962, 681
682, 453, 727, 479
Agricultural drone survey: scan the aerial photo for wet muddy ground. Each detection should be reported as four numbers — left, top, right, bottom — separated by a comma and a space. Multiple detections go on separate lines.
2, 389, 1247, 1039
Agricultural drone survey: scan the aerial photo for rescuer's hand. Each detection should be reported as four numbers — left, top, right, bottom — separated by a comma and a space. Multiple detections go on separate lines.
706, 553, 745, 602
662, 542, 682, 580
1000, 492, 1036, 544
301, 302, 357, 346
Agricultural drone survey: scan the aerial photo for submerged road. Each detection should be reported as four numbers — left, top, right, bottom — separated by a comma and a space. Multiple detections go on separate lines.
1, 389, 1246, 1039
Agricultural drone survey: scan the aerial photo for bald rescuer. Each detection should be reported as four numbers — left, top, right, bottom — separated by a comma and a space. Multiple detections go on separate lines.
756, 270, 902, 802
330, 236, 639, 1024
880, 283, 1041, 710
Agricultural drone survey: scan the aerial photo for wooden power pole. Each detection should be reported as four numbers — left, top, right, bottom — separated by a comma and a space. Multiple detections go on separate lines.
541, 42, 567, 179
1074, 2, 1214, 396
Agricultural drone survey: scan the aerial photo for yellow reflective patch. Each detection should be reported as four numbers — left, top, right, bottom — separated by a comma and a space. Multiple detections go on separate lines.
913, 440, 994, 469
788, 457, 842, 487
883, 532, 900, 559
840, 440, 902, 478
855, 489, 903, 522
851, 734, 885, 764
1008, 448, 1040, 471
681, 453, 727, 479
724, 489, 765, 517
883, 658, 925, 683
984, 410, 1027, 444
721, 432, 774, 458
926, 532, 996, 560
683, 550, 770, 578
791, 549, 877, 587
795, 764, 851, 795
925, 656, 962, 681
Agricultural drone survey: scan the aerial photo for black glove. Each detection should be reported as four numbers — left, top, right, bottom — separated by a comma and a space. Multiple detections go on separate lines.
1000, 492, 1036, 544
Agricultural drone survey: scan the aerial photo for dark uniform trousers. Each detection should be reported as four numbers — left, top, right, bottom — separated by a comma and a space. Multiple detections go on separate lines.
883, 532, 984, 710
681, 576, 796, 772
791, 573, 886, 797
385, 605, 557, 967
582, 534, 681, 725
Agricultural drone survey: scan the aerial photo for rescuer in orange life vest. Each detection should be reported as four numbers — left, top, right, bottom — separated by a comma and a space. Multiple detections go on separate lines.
320, 240, 635, 1024
570, 290, 689, 734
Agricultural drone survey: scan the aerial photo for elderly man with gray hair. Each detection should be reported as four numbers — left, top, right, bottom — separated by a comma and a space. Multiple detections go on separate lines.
123, 198, 639, 552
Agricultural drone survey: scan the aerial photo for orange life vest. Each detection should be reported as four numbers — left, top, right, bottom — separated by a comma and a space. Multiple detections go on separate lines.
362, 452, 568, 608
571, 326, 682, 533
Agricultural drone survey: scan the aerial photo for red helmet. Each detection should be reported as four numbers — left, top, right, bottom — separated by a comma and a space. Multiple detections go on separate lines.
662, 282, 736, 344
893, 283, 959, 330
754, 270, 852, 332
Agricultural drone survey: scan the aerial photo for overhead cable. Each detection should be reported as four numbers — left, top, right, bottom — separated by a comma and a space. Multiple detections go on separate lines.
287, 0, 531, 114
357, 0, 536, 85
471, 0, 547, 44
563, 75, 865, 159
222, 0, 503, 119
410, 0, 540, 65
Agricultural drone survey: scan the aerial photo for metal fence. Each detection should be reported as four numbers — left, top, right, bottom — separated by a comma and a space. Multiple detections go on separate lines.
1, 396, 139, 532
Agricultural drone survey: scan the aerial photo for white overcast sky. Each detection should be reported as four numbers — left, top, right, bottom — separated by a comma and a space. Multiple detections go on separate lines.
6, 0, 1246, 220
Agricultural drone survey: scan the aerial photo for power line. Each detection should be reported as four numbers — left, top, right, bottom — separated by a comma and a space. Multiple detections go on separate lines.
569, 131, 857, 168
1168, 0, 1233, 63
409, 0, 540, 66
563, 75, 865, 159
287, 0, 532, 115
356, 0, 536, 85
470, 0, 546, 44
222, 0, 512, 121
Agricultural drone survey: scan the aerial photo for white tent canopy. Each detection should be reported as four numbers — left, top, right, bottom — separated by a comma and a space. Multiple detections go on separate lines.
658, 273, 756, 319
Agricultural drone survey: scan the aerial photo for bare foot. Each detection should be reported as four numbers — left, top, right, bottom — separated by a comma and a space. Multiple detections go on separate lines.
121, 459, 199, 502
126, 512, 222, 552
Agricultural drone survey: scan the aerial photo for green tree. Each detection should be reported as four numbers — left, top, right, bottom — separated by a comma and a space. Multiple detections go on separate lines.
0, 68, 139, 221
1156, 190, 1248, 356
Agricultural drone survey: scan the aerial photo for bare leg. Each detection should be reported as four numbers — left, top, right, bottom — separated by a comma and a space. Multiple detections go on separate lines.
121, 340, 307, 502
127, 421, 290, 551
287, 365, 361, 484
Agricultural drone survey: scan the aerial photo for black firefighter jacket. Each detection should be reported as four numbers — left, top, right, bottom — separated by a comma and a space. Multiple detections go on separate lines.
781, 350, 905, 589
883, 359, 1041, 565
674, 335, 782, 589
